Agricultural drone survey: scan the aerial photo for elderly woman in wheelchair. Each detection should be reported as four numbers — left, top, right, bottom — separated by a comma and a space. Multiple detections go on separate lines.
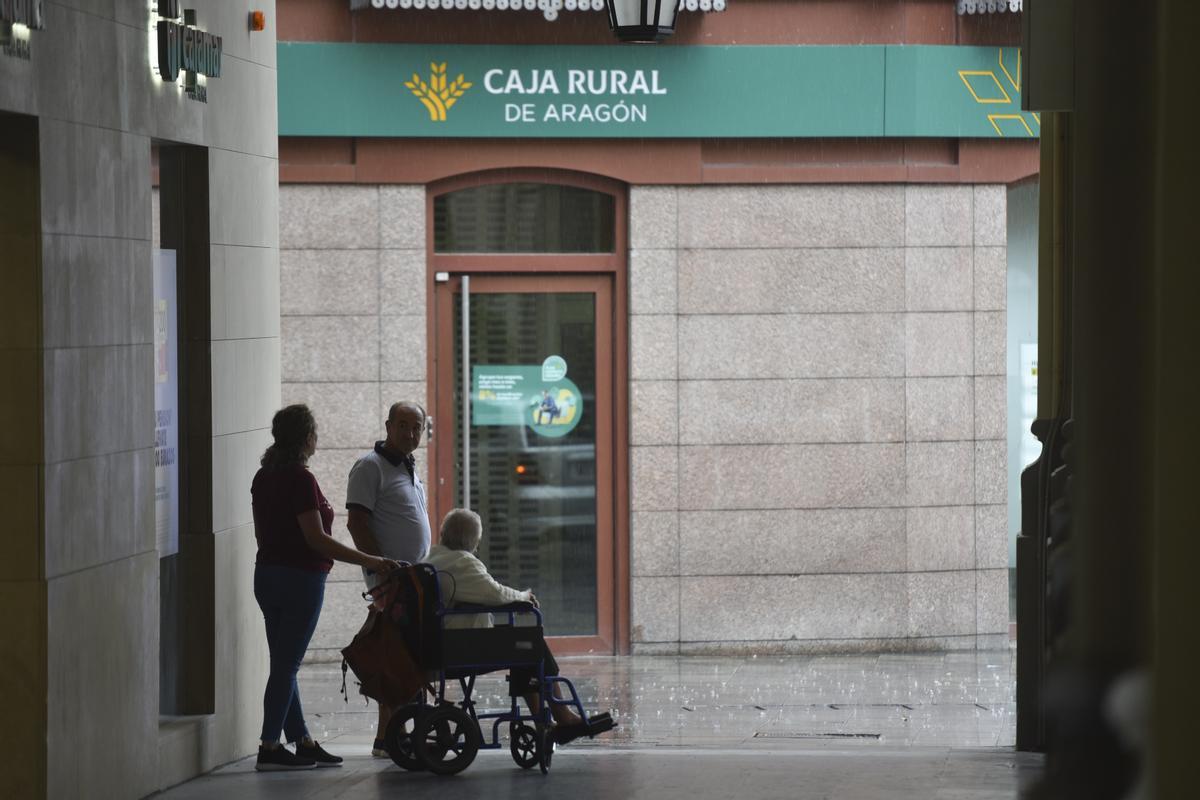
376, 508, 614, 775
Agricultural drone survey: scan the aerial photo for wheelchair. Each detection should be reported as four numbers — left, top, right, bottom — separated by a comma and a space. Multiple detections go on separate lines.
371, 564, 615, 776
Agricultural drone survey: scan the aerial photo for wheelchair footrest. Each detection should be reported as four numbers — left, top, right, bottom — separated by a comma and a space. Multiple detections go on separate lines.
552, 712, 617, 745
585, 712, 616, 736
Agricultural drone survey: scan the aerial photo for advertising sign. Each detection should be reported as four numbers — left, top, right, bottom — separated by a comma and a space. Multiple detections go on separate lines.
1, 0, 44, 60
150, 0, 222, 102
473, 356, 583, 438
279, 43, 1038, 139
154, 250, 180, 558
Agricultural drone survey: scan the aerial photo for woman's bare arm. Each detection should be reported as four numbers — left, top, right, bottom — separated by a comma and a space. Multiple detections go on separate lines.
297, 510, 401, 571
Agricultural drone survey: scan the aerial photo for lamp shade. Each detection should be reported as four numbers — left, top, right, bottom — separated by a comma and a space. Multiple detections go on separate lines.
605, 0, 681, 43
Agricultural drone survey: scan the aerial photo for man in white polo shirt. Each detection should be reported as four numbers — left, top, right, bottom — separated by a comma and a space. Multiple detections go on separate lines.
345, 400, 432, 756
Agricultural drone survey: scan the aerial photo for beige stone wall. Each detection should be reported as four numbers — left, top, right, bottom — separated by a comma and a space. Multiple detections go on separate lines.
0, 1, 280, 796
279, 181, 1008, 659
628, 184, 1009, 654
278, 185, 429, 661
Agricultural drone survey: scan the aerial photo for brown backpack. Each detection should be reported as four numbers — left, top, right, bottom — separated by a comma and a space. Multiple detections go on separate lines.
340, 564, 437, 707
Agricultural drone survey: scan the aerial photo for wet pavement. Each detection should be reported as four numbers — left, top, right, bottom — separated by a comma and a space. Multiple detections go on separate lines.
156, 650, 1040, 799
303, 650, 1019, 749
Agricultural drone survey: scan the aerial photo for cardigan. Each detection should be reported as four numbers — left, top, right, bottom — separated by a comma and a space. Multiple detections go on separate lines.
424, 544, 533, 629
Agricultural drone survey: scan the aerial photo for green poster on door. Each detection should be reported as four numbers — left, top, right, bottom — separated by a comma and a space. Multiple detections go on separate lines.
473, 356, 583, 438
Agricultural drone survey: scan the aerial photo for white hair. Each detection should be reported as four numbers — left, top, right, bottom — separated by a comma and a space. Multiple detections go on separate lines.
440, 508, 482, 552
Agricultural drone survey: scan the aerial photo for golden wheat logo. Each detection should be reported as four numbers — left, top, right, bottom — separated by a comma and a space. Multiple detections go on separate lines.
406, 62, 472, 122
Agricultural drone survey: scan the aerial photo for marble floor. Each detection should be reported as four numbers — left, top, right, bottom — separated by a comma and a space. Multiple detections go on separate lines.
156, 650, 1041, 799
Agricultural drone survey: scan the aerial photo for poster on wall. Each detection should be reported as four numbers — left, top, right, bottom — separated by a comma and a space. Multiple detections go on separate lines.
154, 250, 180, 557
472, 355, 583, 438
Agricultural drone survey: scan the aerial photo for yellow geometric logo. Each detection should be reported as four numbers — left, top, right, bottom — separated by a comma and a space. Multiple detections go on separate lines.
957, 48, 1040, 137
958, 71, 1012, 104
406, 62, 472, 122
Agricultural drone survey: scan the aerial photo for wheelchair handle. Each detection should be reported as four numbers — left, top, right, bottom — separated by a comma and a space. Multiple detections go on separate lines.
359, 562, 414, 601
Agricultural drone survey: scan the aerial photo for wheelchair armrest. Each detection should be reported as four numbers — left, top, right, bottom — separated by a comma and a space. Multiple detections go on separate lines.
448, 601, 536, 614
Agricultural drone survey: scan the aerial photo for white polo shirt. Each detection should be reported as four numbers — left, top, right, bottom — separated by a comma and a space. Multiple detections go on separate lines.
346, 442, 432, 587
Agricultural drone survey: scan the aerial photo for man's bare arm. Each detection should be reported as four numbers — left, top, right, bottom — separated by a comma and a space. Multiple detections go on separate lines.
346, 506, 382, 556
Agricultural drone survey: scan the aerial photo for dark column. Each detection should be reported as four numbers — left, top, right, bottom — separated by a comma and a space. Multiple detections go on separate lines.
1025, 0, 1200, 796
1149, 1, 1200, 794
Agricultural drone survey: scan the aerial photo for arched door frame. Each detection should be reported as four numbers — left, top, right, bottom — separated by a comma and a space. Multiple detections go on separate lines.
424, 168, 631, 654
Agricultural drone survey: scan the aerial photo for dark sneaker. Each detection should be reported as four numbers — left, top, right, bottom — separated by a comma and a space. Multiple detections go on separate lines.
551, 722, 588, 746
295, 741, 343, 768
371, 738, 389, 758
255, 745, 317, 771
552, 713, 617, 746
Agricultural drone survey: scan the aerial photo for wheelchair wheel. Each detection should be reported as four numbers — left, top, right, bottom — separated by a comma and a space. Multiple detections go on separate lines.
413, 705, 480, 776
536, 721, 554, 774
509, 723, 539, 769
384, 703, 428, 771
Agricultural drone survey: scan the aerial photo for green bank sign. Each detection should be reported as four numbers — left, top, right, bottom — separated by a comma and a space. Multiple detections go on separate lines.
278, 43, 1038, 139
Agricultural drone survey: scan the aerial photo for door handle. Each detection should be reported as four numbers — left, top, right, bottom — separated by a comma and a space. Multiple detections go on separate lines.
461, 275, 470, 504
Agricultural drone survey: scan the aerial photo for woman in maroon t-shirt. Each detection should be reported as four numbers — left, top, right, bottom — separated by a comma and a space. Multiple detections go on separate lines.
251, 404, 401, 771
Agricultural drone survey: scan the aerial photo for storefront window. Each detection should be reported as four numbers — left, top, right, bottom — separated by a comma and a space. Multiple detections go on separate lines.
434, 182, 615, 253
453, 291, 599, 636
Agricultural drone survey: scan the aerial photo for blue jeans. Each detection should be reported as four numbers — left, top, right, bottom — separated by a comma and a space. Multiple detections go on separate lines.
254, 563, 327, 744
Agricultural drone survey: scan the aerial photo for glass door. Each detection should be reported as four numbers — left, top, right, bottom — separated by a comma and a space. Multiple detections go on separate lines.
433, 274, 615, 653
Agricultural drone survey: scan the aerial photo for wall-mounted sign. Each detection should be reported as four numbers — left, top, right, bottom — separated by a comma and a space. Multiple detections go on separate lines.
153, 0, 222, 103
0, 0, 44, 61
154, 250, 180, 558
279, 43, 1039, 139
473, 357, 584, 439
